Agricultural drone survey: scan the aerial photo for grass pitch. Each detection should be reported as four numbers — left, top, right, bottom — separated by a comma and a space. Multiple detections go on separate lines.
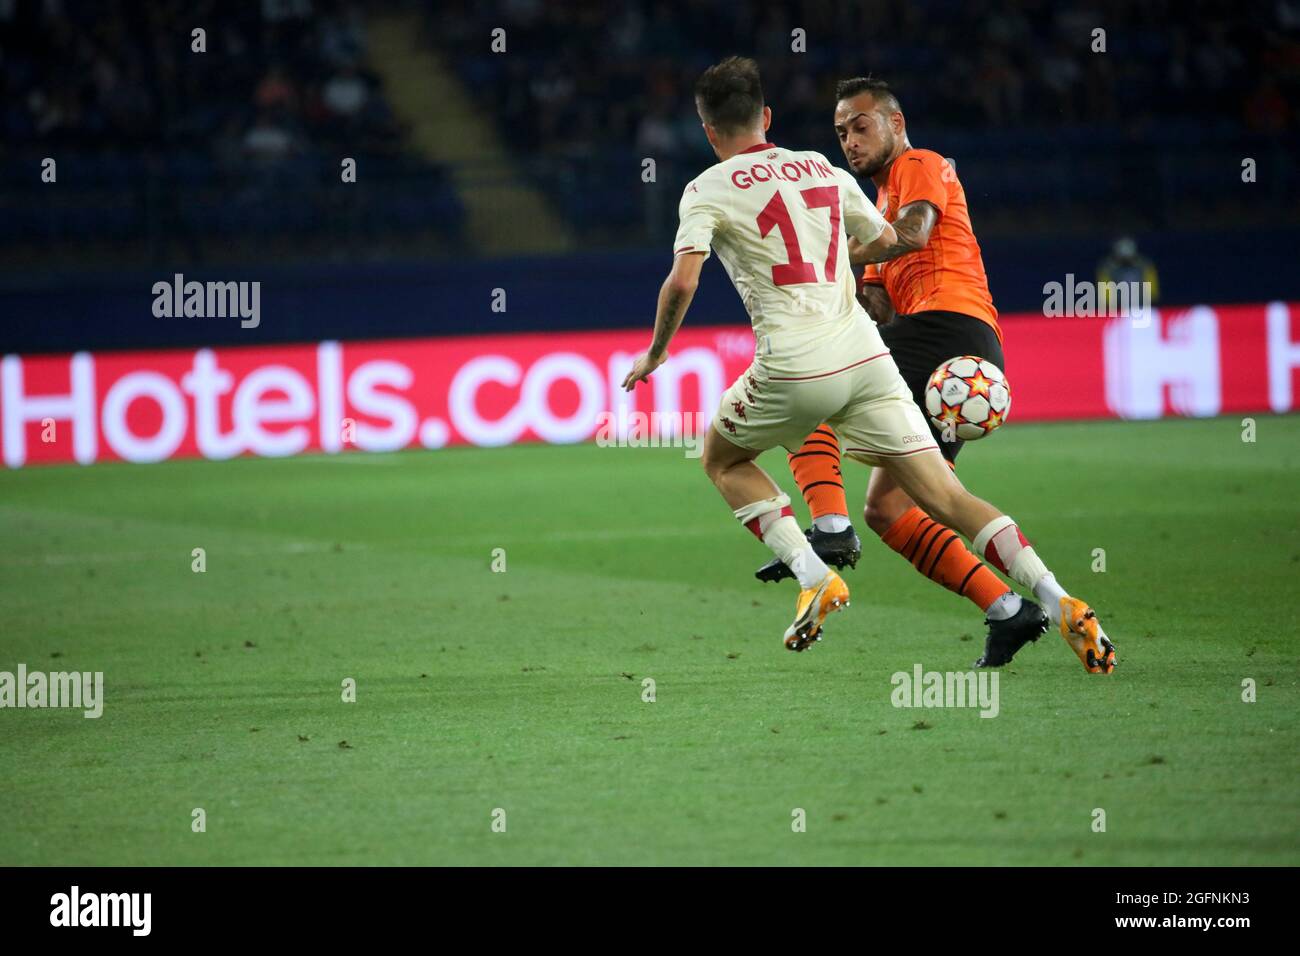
1, 416, 1297, 865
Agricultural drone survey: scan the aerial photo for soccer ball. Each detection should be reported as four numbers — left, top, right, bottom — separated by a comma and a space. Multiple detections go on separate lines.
923, 355, 1011, 441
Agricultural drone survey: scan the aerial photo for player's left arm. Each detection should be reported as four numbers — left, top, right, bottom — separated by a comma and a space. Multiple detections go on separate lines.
849, 200, 938, 266
621, 252, 705, 391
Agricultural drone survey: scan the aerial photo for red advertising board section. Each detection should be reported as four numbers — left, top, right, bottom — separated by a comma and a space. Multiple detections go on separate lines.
3, 302, 1298, 467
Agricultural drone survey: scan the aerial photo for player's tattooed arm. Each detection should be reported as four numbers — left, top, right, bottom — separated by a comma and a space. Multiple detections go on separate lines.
858, 281, 895, 325
622, 252, 705, 391
849, 201, 938, 266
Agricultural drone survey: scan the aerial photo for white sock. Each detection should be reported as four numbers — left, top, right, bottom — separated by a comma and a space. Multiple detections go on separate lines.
734, 494, 791, 539
972, 515, 1070, 622
974, 516, 1047, 591
984, 590, 1022, 621
812, 514, 851, 533
764, 515, 831, 589
1032, 573, 1068, 624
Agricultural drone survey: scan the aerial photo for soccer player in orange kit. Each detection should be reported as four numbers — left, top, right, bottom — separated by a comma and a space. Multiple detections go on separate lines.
755, 77, 1085, 670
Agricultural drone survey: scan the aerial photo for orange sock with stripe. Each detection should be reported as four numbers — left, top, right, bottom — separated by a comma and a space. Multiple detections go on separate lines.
880, 506, 1009, 612
787, 425, 848, 521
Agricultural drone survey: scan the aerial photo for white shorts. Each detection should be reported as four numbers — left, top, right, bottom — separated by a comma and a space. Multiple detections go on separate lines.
712, 349, 940, 467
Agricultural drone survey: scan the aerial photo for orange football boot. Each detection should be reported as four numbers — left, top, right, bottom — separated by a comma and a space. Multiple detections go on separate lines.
1059, 597, 1116, 673
783, 570, 850, 652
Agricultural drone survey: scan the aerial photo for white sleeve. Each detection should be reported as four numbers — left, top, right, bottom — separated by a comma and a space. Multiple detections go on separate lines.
836, 169, 887, 245
672, 180, 723, 259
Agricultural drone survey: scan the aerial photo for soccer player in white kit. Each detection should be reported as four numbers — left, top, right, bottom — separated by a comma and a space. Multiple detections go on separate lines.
622, 57, 1115, 671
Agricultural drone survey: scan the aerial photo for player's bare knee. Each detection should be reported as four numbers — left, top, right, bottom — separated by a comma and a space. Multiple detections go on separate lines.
863, 499, 896, 537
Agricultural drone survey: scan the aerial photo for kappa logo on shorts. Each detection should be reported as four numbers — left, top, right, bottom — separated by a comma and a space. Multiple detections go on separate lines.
720, 416, 738, 435
731, 400, 747, 421
744, 388, 755, 404
903, 434, 930, 444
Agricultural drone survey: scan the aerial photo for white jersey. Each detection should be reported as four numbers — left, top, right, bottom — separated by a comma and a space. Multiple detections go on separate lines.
673, 142, 889, 373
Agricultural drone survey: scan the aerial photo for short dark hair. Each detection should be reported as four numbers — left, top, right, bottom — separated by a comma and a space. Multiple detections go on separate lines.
835, 76, 901, 115
695, 56, 764, 134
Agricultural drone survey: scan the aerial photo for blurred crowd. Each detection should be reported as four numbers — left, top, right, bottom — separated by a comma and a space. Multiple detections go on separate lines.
0, 0, 461, 265
432, 0, 1297, 158
0, 0, 1295, 268
1, 0, 402, 161
429, 0, 1299, 239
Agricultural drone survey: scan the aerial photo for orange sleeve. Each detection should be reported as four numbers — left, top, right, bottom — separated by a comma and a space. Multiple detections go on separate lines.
894, 153, 948, 218
860, 262, 884, 286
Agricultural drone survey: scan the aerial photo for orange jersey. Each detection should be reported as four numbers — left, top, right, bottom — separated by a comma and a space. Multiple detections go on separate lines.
860, 148, 1000, 340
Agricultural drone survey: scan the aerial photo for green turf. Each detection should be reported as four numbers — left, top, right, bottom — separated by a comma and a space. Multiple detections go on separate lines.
1, 415, 1297, 865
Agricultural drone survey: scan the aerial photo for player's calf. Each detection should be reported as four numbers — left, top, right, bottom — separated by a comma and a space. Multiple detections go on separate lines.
878, 505, 1011, 611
